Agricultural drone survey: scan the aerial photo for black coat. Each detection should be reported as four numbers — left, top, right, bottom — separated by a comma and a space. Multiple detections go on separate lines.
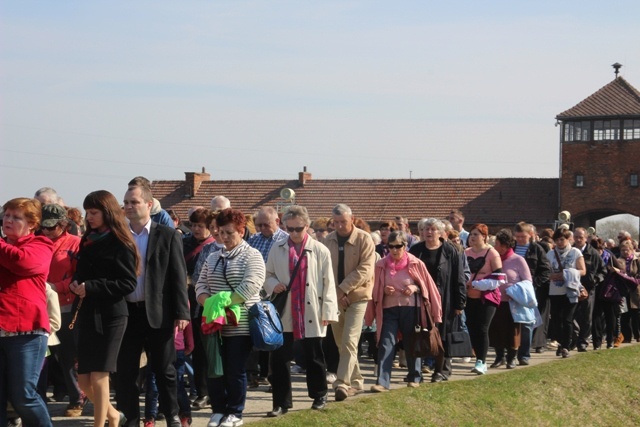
523, 242, 551, 291
409, 240, 469, 338
142, 222, 190, 329
75, 233, 138, 332
580, 244, 606, 292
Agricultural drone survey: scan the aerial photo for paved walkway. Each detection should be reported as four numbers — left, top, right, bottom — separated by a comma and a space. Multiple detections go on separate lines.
47, 342, 636, 426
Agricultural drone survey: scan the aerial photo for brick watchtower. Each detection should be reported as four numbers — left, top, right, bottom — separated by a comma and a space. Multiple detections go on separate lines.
555, 63, 640, 228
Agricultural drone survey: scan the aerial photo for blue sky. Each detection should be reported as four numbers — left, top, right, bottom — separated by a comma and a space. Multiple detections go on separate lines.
1, 1, 639, 207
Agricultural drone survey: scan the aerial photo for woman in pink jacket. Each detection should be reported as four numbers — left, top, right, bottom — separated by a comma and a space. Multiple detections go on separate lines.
367, 231, 442, 392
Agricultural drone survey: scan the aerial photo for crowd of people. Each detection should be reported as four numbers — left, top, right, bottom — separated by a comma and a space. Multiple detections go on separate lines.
1, 184, 639, 427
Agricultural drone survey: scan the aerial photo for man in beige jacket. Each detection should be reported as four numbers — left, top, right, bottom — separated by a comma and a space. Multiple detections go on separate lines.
324, 204, 376, 401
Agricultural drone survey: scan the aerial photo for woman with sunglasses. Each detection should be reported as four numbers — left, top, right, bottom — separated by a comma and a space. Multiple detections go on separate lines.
367, 231, 442, 392
40, 204, 85, 417
263, 205, 338, 416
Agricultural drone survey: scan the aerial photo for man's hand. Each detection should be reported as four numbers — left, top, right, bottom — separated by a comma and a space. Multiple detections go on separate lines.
339, 294, 351, 309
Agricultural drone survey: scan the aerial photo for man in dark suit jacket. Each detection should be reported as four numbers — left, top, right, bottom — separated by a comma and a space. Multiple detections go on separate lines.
116, 184, 190, 427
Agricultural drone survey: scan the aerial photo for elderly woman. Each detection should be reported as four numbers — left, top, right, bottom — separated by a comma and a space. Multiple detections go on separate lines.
409, 218, 467, 382
71, 191, 138, 427
546, 228, 586, 357
196, 208, 265, 427
0, 198, 54, 427
311, 217, 330, 243
367, 231, 442, 392
40, 204, 85, 417
464, 224, 502, 375
488, 229, 532, 369
263, 206, 338, 416
613, 239, 640, 344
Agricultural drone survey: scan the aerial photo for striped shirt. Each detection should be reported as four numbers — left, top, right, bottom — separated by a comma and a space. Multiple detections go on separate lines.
515, 244, 529, 258
195, 240, 265, 337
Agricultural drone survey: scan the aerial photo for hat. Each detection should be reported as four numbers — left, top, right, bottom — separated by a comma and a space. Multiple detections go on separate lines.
41, 204, 67, 228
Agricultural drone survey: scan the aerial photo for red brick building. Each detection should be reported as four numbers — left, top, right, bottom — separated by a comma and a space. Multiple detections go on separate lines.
151, 66, 640, 232
556, 65, 640, 228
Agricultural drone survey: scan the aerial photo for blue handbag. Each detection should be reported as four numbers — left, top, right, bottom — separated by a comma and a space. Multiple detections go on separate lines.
248, 300, 284, 351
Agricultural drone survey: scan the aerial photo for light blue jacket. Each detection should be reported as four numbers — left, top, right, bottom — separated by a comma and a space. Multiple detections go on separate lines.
505, 280, 538, 324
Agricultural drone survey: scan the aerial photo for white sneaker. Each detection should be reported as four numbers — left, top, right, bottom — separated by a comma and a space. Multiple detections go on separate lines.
326, 372, 337, 384
208, 413, 225, 427
220, 414, 243, 427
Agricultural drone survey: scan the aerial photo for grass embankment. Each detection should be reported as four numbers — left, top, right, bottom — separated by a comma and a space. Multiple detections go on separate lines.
253, 345, 640, 427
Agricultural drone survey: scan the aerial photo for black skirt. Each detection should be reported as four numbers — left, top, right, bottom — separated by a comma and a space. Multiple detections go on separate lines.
77, 315, 127, 374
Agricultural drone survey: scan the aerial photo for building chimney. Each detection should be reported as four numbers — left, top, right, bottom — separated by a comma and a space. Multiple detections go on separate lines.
185, 168, 211, 197
298, 166, 312, 186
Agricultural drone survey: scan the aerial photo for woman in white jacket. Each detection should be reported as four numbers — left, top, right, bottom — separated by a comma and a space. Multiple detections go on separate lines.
263, 205, 339, 417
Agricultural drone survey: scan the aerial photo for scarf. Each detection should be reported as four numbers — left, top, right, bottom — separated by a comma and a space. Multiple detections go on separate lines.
385, 251, 409, 277
289, 234, 309, 340
500, 248, 514, 262
625, 255, 635, 275
83, 229, 111, 247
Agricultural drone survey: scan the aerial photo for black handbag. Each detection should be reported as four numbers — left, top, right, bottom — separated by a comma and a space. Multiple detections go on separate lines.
445, 314, 473, 358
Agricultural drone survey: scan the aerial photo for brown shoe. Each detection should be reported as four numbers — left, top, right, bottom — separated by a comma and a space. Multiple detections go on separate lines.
64, 399, 86, 417
348, 387, 364, 396
407, 382, 420, 388
334, 386, 349, 401
370, 384, 388, 393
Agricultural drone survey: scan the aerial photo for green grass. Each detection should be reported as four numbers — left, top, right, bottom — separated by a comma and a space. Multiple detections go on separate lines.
252, 345, 640, 427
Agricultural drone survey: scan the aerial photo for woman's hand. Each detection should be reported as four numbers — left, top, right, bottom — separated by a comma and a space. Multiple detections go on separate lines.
384, 285, 396, 296
608, 265, 620, 273
69, 280, 86, 298
197, 294, 210, 306
273, 284, 287, 294
402, 285, 418, 296
550, 272, 564, 282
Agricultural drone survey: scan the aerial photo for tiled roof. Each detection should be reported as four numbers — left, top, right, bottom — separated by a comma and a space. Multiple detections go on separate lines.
151, 177, 559, 226
556, 77, 640, 119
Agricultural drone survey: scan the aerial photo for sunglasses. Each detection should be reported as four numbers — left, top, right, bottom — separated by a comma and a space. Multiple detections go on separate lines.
315, 229, 326, 233
286, 226, 306, 233
388, 244, 405, 249
42, 225, 58, 231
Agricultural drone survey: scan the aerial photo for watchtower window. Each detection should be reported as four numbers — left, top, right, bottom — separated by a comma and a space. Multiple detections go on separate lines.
623, 119, 640, 140
594, 120, 620, 141
564, 121, 591, 142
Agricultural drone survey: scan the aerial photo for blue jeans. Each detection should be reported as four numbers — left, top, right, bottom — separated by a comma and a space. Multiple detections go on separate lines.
376, 306, 422, 389
0, 334, 52, 427
175, 350, 191, 417
144, 370, 159, 420
207, 335, 252, 418
518, 323, 533, 361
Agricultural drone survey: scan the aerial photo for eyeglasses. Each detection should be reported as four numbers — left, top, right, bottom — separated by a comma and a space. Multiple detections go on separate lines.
315, 229, 326, 233
388, 244, 405, 249
42, 225, 58, 231
286, 226, 306, 233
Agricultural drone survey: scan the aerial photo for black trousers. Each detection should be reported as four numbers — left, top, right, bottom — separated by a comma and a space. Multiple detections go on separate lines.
591, 297, 606, 348
549, 295, 577, 350
465, 298, 497, 363
532, 287, 550, 348
573, 289, 596, 348
116, 303, 178, 427
269, 334, 327, 409
190, 304, 208, 398
621, 308, 640, 342
322, 325, 339, 374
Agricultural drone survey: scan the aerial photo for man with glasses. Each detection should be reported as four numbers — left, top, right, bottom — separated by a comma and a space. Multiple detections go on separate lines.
248, 207, 288, 262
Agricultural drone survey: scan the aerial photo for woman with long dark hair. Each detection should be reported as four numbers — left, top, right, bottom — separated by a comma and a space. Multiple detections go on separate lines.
69, 190, 138, 427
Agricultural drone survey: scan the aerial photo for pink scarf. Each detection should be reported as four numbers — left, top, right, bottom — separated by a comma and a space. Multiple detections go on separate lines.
385, 251, 409, 277
289, 234, 309, 340
500, 248, 514, 261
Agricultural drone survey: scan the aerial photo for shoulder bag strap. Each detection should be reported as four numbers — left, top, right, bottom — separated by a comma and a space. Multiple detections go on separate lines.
553, 249, 563, 270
